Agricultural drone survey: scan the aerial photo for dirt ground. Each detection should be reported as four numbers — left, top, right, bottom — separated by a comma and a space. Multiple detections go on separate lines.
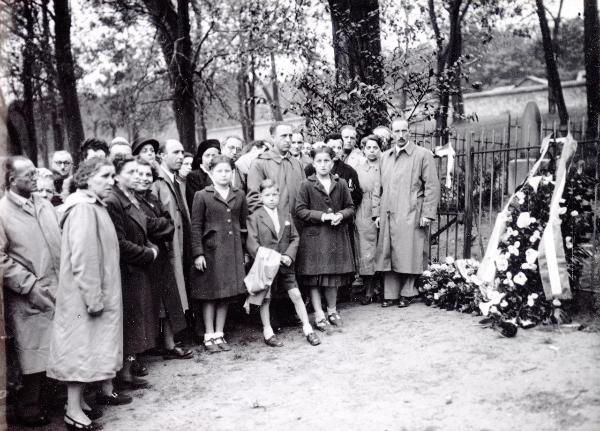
8, 301, 600, 431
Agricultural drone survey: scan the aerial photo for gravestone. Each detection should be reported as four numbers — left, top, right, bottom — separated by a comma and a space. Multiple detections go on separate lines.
508, 102, 543, 193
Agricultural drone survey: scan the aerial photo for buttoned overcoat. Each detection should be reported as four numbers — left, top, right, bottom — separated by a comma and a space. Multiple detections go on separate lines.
373, 143, 440, 274
105, 186, 162, 356
294, 175, 355, 275
190, 186, 248, 300
138, 191, 187, 334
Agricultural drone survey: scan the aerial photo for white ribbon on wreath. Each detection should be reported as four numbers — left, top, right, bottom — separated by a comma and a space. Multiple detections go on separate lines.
476, 133, 577, 302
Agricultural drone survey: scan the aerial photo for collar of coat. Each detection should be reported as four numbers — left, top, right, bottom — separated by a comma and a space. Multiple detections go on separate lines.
6, 190, 36, 215
306, 174, 341, 195
204, 184, 240, 204
256, 206, 288, 240
392, 141, 415, 157
109, 186, 147, 233
257, 149, 295, 164
59, 189, 105, 228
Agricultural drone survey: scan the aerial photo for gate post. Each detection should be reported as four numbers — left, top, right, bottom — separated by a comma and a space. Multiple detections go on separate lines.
463, 133, 474, 258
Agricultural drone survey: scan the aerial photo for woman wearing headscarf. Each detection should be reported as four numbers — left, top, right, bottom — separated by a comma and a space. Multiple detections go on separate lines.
47, 158, 130, 431
185, 139, 220, 210
135, 159, 192, 360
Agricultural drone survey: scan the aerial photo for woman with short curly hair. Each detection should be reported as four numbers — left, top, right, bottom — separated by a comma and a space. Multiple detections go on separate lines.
47, 157, 131, 431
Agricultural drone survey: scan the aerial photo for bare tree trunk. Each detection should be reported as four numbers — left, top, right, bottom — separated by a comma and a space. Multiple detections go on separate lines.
262, 52, 283, 122
35, 85, 50, 166
536, 0, 569, 127
42, 0, 64, 151
196, 95, 207, 143
237, 65, 254, 143
328, 0, 384, 85
143, 0, 197, 153
21, 0, 38, 164
584, 0, 600, 138
449, 5, 464, 124
173, 0, 196, 152
548, 0, 564, 114
430, 0, 465, 143
327, 0, 386, 130
54, 0, 85, 158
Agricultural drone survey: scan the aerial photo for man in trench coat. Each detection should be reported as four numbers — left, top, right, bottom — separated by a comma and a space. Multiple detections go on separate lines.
373, 119, 440, 308
0, 156, 61, 426
152, 140, 191, 320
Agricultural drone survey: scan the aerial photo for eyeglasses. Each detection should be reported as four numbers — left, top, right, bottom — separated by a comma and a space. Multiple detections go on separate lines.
55, 160, 72, 166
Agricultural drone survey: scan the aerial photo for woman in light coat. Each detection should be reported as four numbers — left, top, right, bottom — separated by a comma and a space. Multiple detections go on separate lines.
354, 135, 382, 304
47, 158, 127, 431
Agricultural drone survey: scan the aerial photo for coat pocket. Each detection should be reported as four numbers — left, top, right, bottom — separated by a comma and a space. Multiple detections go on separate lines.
203, 229, 217, 250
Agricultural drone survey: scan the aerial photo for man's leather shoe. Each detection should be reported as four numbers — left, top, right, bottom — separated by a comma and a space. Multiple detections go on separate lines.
381, 299, 397, 308
131, 359, 148, 376
115, 375, 149, 390
398, 297, 413, 308
264, 335, 284, 347
96, 391, 133, 406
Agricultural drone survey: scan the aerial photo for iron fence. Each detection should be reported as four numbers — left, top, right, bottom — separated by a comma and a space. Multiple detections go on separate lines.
410, 117, 599, 294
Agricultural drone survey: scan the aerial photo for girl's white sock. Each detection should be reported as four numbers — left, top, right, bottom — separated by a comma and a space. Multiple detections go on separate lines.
326, 306, 337, 315
263, 326, 275, 340
204, 333, 214, 343
214, 331, 224, 343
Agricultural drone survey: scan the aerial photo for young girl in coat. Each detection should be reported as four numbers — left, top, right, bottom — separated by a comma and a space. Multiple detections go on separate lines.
246, 179, 321, 347
190, 155, 248, 353
295, 146, 356, 331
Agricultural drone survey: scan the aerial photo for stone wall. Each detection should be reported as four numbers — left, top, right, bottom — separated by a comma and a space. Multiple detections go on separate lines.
460, 80, 586, 121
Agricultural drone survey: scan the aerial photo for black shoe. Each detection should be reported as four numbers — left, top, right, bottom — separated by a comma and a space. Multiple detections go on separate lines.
306, 332, 321, 346
65, 405, 103, 421
64, 413, 101, 431
360, 296, 373, 305
83, 407, 103, 421
131, 360, 148, 377
96, 391, 133, 406
163, 346, 194, 360
264, 335, 284, 347
14, 413, 50, 427
381, 299, 397, 308
397, 298, 410, 308
115, 376, 149, 390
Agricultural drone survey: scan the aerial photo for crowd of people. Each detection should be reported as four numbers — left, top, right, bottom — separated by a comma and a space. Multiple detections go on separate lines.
0, 118, 440, 430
